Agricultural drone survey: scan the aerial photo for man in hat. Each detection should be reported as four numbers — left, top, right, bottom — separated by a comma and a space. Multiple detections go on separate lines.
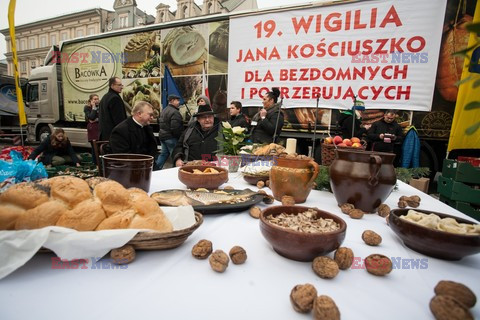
109, 101, 157, 157
156, 94, 183, 169
172, 104, 221, 167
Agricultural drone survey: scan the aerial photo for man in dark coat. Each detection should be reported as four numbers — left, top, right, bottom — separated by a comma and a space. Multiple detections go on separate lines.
338, 109, 371, 139
367, 110, 404, 153
99, 77, 127, 140
172, 104, 220, 167
250, 88, 283, 144
109, 101, 157, 157
228, 101, 249, 130
156, 94, 184, 169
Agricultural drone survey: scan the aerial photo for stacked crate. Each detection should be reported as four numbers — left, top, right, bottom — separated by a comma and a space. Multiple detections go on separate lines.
438, 159, 480, 220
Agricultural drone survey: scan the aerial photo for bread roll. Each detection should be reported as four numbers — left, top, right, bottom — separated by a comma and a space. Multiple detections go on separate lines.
129, 189, 161, 217
49, 176, 92, 208
15, 200, 68, 230
96, 209, 136, 230
56, 199, 106, 231
0, 204, 25, 230
0, 182, 50, 209
129, 213, 173, 233
94, 181, 132, 217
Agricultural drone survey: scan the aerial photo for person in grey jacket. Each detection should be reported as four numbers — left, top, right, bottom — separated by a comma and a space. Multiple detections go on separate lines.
156, 94, 184, 169
250, 88, 283, 144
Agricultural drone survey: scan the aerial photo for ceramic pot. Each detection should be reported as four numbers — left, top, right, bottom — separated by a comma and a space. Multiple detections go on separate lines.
102, 153, 153, 192
329, 149, 396, 212
270, 157, 319, 203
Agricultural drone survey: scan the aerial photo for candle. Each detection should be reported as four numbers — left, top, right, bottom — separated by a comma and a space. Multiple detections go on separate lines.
286, 138, 297, 154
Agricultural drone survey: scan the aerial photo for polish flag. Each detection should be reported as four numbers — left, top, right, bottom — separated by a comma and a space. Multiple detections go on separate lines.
202, 62, 210, 100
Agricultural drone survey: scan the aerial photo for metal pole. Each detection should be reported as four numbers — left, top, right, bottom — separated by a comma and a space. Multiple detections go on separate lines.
272, 97, 283, 143
312, 96, 320, 158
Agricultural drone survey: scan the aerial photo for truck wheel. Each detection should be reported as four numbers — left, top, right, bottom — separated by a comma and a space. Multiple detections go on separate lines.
37, 125, 51, 142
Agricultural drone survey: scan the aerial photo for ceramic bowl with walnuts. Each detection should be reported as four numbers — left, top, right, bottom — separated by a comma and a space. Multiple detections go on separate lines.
259, 205, 347, 262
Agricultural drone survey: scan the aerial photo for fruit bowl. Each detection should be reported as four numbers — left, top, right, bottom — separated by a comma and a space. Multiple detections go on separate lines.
259, 206, 347, 261
178, 165, 228, 190
389, 208, 480, 260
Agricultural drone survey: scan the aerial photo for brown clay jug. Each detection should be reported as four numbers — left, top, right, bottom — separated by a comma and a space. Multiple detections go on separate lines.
329, 149, 396, 213
270, 157, 319, 203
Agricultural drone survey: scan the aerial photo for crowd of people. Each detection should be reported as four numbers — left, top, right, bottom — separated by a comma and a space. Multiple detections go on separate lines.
29, 76, 406, 170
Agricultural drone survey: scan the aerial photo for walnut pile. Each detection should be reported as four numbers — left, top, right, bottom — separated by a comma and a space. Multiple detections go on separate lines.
377, 203, 390, 217
266, 209, 340, 233
313, 295, 341, 320
290, 283, 317, 313
362, 230, 382, 246
110, 245, 135, 264
191, 239, 213, 259
364, 254, 392, 276
334, 247, 354, 270
281, 195, 296, 206
229, 246, 247, 264
209, 249, 229, 273
312, 256, 339, 279
398, 195, 421, 208
339, 203, 355, 214
249, 206, 262, 219
349, 208, 365, 219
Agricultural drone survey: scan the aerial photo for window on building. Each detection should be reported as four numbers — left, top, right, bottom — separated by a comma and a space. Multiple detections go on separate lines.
160, 12, 164, 22
76, 29, 84, 37
208, 2, 213, 14
87, 27, 95, 35
50, 34, 57, 45
61, 32, 68, 41
31, 60, 36, 68
120, 15, 128, 28
21, 61, 27, 73
20, 40, 25, 51
183, 6, 188, 18
29, 38, 35, 50
40, 36, 47, 47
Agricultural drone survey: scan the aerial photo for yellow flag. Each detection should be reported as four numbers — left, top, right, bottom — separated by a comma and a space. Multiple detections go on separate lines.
447, 3, 480, 152
7, 0, 27, 126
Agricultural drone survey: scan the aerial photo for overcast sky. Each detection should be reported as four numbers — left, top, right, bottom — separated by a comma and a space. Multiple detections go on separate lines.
0, 0, 313, 60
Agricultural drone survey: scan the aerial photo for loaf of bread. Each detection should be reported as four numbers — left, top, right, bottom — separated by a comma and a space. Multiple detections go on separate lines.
0, 176, 173, 233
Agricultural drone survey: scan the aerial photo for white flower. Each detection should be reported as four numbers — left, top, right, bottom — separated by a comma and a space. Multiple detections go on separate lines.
222, 121, 232, 129
232, 126, 245, 135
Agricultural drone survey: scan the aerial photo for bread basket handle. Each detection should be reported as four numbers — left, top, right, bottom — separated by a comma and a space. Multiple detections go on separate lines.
368, 155, 382, 186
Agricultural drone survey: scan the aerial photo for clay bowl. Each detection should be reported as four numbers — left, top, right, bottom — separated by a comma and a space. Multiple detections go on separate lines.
243, 174, 269, 186
178, 165, 228, 190
389, 209, 480, 260
259, 206, 347, 262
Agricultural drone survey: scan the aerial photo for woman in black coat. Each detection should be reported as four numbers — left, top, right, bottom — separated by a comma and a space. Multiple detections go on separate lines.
29, 128, 80, 167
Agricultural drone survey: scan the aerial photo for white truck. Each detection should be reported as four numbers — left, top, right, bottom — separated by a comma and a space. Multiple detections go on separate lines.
23, 0, 476, 173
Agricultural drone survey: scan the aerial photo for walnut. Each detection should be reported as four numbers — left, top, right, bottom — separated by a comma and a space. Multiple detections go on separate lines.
281, 195, 296, 206
110, 245, 135, 264
365, 254, 392, 276
349, 209, 364, 219
434, 280, 477, 308
257, 189, 267, 195
313, 295, 341, 320
339, 203, 355, 214
209, 250, 229, 273
257, 180, 265, 188
290, 283, 317, 313
229, 246, 247, 264
249, 206, 262, 219
312, 256, 339, 279
430, 295, 473, 320
362, 230, 382, 246
377, 204, 390, 217
334, 247, 354, 270
398, 200, 408, 208
191, 239, 213, 259
263, 194, 275, 204
223, 185, 234, 190
400, 195, 421, 208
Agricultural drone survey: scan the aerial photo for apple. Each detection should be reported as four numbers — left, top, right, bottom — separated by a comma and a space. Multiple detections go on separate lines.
337, 143, 347, 147
352, 142, 361, 148
343, 139, 352, 147
351, 137, 361, 144
324, 137, 333, 144
333, 136, 343, 145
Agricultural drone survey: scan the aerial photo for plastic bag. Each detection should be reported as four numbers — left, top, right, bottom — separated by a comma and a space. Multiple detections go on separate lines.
0, 150, 48, 190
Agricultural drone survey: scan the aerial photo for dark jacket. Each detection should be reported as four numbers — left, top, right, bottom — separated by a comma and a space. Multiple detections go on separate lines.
84, 105, 99, 142
367, 119, 404, 152
28, 136, 80, 165
98, 88, 127, 141
172, 118, 221, 162
338, 110, 367, 139
109, 117, 157, 157
158, 104, 183, 141
229, 113, 249, 130
250, 103, 284, 143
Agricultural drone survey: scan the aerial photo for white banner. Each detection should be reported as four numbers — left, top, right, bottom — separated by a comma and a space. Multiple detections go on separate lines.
228, 0, 447, 111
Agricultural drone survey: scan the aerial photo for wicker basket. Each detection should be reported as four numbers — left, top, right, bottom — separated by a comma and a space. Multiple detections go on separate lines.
321, 142, 366, 166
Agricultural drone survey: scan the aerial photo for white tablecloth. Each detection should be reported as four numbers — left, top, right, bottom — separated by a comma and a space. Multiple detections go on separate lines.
0, 168, 479, 320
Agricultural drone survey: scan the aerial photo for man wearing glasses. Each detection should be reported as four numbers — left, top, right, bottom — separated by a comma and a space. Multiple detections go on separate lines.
367, 110, 404, 154
99, 77, 127, 140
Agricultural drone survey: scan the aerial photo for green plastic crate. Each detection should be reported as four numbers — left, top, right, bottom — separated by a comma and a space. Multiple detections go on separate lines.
442, 159, 480, 184
437, 175, 480, 205
439, 195, 480, 221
